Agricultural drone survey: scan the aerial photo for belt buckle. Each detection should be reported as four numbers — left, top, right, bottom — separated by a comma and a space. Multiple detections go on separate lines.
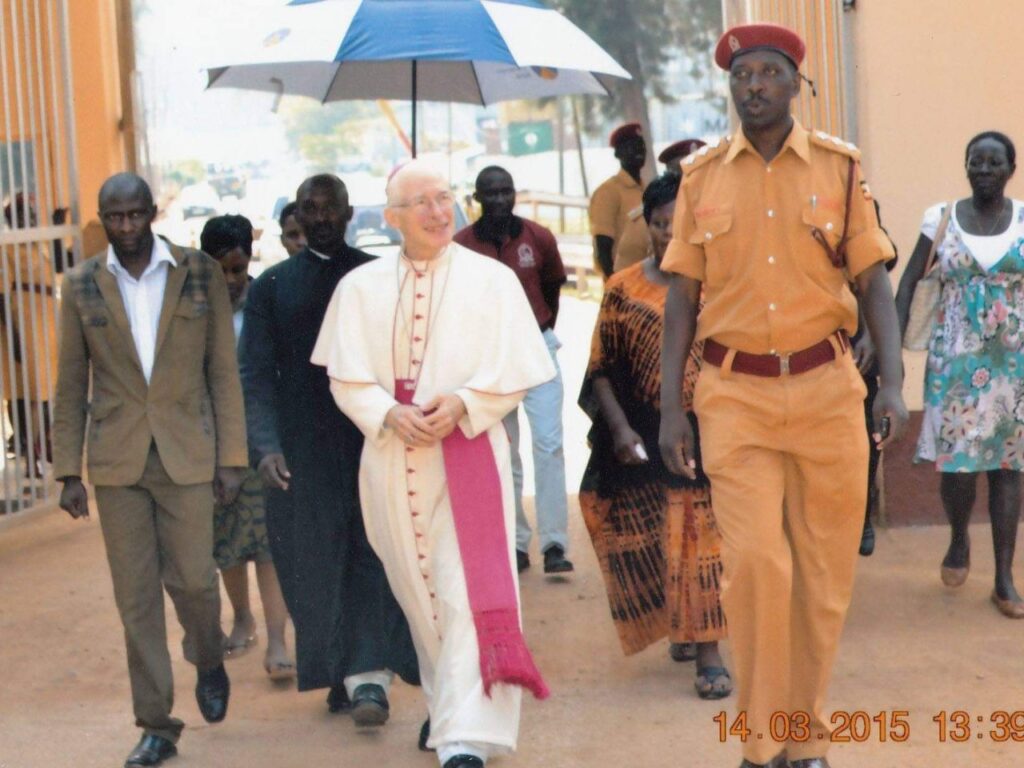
777, 352, 791, 376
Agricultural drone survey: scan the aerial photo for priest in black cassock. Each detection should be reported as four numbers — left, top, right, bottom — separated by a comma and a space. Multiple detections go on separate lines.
239, 174, 418, 725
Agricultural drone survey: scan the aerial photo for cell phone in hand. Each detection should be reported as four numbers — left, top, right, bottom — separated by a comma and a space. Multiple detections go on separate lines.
878, 416, 891, 440
634, 443, 649, 462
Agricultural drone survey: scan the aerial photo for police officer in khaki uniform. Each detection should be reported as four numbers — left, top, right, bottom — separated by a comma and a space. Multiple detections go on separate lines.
659, 24, 908, 768
589, 122, 647, 277
659, 138, 706, 176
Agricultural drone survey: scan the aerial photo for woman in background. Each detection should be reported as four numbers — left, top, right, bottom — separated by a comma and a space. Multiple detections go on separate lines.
896, 131, 1024, 618
201, 215, 297, 676
579, 174, 730, 698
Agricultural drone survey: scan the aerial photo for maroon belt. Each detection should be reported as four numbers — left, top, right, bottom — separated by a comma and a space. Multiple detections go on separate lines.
702, 331, 849, 377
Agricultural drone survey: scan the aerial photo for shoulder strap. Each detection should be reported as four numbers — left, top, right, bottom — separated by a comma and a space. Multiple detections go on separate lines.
815, 157, 857, 269
924, 202, 954, 275
835, 157, 857, 264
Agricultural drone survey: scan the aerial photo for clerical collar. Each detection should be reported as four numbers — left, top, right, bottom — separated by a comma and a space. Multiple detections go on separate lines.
401, 244, 451, 274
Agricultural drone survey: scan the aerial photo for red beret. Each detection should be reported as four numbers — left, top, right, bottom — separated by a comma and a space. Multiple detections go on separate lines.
609, 122, 642, 148
658, 139, 706, 165
715, 23, 806, 71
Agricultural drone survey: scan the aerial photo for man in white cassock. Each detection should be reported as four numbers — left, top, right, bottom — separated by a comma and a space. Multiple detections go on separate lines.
312, 161, 555, 768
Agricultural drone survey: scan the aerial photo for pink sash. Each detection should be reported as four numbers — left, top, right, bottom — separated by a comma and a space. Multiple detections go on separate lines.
395, 379, 549, 700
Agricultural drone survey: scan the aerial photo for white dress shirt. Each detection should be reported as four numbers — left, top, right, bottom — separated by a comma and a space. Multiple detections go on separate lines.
106, 237, 176, 383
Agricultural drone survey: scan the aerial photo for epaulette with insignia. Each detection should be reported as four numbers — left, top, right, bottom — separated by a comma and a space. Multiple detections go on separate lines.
810, 130, 861, 160
681, 134, 731, 170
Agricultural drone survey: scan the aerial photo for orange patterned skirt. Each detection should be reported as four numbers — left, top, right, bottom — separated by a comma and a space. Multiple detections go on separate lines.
580, 482, 726, 656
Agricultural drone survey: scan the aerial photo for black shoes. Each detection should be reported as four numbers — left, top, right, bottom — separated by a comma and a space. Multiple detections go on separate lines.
739, 755, 790, 768
350, 683, 390, 727
418, 718, 434, 751
516, 550, 530, 573
789, 760, 829, 768
443, 756, 485, 768
543, 545, 574, 574
124, 734, 177, 767
195, 664, 230, 723
859, 517, 875, 556
326, 684, 352, 713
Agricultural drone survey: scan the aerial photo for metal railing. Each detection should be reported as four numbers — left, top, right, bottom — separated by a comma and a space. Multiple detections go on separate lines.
515, 191, 600, 296
0, 0, 80, 517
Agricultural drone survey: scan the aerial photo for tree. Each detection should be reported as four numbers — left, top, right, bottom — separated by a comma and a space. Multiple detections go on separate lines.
279, 99, 375, 173
551, 0, 722, 176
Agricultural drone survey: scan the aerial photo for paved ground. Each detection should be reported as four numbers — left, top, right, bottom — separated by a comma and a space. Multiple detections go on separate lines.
3, 297, 1024, 767
3, 505, 1024, 768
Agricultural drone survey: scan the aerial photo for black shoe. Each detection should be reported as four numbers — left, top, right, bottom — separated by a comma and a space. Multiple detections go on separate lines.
124, 734, 177, 767
443, 756, 485, 768
326, 684, 352, 713
739, 755, 790, 768
418, 718, 434, 751
859, 518, 876, 556
543, 544, 574, 574
516, 550, 530, 573
195, 664, 229, 723
350, 683, 389, 727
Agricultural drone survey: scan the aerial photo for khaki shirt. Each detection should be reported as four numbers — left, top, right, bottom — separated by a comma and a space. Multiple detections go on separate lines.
612, 206, 650, 272
662, 121, 894, 355
589, 169, 647, 270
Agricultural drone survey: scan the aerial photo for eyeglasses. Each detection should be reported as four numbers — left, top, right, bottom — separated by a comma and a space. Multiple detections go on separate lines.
391, 191, 455, 212
100, 209, 151, 225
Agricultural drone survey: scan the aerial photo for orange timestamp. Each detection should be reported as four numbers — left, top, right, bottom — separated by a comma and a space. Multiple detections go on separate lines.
933, 710, 1024, 742
713, 710, 911, 743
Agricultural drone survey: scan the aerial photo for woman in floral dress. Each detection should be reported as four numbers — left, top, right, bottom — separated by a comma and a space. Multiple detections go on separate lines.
896, 131, 1024, 618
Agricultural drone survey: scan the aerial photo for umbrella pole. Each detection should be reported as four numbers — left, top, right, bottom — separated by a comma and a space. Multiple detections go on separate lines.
411, 60, 418, 158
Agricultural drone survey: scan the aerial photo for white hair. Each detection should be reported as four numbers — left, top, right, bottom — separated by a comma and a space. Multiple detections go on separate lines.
385, 159, 449, 206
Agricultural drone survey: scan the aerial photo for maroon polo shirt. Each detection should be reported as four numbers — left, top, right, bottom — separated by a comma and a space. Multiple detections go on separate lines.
454, 216, 567, 330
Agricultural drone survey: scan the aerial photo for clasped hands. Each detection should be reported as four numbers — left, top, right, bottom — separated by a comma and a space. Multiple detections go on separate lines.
385, 394, 467, 447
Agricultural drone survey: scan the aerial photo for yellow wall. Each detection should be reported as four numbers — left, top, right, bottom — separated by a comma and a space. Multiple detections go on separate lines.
850, 1, 1024, 406
67, 0, 128, 252
851, 0, 1024, 263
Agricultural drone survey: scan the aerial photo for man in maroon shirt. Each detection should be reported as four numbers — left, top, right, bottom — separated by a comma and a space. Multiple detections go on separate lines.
454, 166, 572, 576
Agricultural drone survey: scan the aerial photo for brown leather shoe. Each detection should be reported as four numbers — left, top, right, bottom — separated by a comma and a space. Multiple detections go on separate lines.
789, 759, 830, 768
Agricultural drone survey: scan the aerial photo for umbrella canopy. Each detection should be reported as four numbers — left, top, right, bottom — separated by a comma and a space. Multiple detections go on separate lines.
206, 0, 630, 154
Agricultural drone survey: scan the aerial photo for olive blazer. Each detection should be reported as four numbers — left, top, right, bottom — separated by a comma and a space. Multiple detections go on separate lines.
52, 241, 247, 486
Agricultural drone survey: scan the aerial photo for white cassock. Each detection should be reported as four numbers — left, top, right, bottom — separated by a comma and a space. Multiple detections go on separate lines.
311, 243, 555, 760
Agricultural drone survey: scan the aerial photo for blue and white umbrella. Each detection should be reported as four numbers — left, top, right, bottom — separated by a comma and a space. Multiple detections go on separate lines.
206, 0, 630, 154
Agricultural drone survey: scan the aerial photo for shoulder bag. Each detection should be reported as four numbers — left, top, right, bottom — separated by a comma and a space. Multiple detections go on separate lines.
903, 202, 953, 351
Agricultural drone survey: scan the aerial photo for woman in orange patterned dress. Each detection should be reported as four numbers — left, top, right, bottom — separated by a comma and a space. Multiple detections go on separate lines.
579, 173, 730, 699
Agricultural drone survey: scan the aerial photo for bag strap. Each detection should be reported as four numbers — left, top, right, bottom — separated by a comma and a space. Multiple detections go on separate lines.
923, 202, 953, 276
812, 156, 857, 269
835, 156, 857, 265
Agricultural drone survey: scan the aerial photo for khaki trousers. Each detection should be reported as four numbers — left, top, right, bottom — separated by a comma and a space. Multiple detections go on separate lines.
693, 348, 867, 763
95, 445, 223, 743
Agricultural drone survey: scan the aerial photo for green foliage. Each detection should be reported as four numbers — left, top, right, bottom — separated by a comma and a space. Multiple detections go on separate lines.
279, 99, 375, 172
551, 0, 722, 128
163, 158, 205, 187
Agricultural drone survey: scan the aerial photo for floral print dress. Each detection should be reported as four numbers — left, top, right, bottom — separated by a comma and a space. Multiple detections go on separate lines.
916, 200, 1024, 471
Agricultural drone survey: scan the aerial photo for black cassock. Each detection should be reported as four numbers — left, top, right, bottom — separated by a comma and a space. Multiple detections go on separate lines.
240, 246, 418, 691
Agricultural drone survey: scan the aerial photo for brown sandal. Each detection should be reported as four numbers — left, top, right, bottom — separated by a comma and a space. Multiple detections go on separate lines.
991, 591, 1024, 619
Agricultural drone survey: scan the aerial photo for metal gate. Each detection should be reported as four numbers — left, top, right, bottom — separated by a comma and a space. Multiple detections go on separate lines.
0, 0, 80, 515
